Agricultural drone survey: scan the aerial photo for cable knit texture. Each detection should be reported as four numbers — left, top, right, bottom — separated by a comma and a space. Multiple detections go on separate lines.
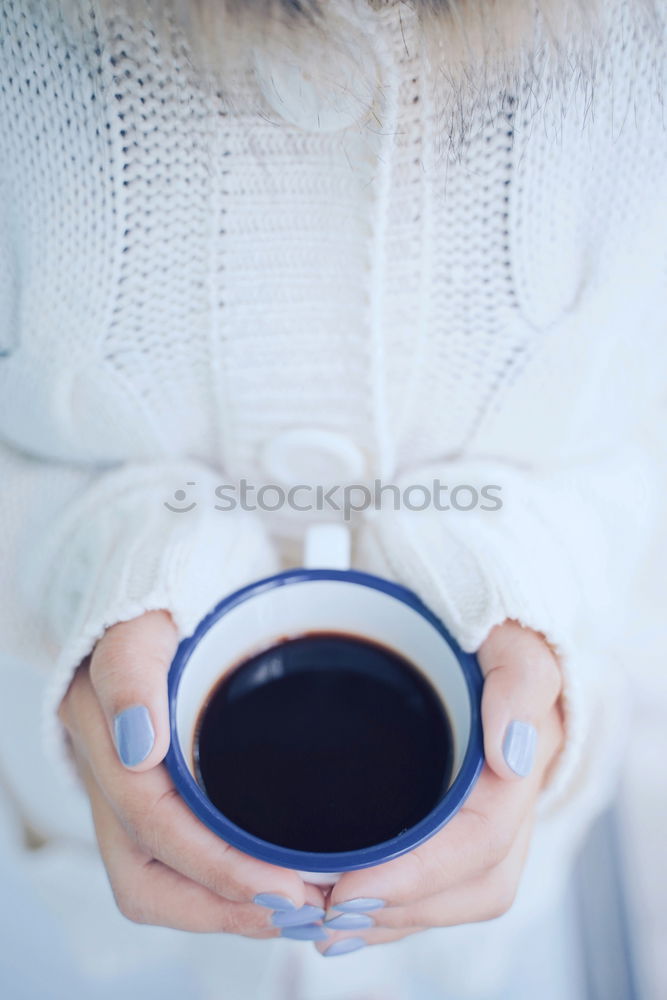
0, 0, 665, 827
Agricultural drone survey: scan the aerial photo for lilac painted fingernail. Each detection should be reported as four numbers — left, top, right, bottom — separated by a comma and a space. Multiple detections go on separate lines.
280, 924, 329, 941
113, 706, 154, 767
323, 937, 367, 957
331, 898, 386, 913
253, 893, 297, 911
503, 721, 537, 777
324, 913, 375, 930
271, 905, 325, 928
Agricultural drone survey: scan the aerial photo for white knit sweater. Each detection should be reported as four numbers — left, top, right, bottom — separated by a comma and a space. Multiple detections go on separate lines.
0, 0, 666, 919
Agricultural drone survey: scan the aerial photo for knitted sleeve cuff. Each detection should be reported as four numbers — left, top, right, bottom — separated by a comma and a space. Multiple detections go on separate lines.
24, 460, 281, 785
354, 449, 656, 815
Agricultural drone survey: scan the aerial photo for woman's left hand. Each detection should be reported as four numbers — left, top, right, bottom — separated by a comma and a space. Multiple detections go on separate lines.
317, 620, 565, 955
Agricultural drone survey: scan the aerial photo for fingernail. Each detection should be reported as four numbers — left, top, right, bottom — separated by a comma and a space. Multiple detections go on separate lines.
253, 893, 297, 911
113, 706, 154, 767
271, 905, 325, 928
323, 937, 367, 957
503, 720, 537, 777
331, 898, 386, 913
280, 924, 329, 941
324, 913, 375, 930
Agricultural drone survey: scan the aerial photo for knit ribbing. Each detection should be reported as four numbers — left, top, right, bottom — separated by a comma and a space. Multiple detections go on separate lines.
362, 3, 402, 480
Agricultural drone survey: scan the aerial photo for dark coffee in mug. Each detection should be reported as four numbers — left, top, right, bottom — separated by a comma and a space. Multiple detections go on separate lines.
194, 631, 454, 853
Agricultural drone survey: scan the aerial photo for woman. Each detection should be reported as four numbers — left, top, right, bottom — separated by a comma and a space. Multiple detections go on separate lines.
0, 0, 665, 996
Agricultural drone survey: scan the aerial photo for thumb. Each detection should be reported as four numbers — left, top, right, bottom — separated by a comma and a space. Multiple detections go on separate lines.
89, 609, 180, 771
477, 621, 562, 782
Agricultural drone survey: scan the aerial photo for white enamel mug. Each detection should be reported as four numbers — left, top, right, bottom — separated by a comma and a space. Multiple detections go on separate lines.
166, 524, 484, 884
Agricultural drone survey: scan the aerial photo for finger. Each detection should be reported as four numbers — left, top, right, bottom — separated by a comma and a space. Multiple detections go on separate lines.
89, 610, 179, 771
66, 667, 324, 911
330, 764, 532, 909
478, 621, 562, 781
314, 925, 425, 956
350, 810, 535, 933
77, 754, 282, 936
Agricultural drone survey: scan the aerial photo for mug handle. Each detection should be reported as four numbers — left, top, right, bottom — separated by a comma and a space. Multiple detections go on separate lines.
303, 523, 350, 570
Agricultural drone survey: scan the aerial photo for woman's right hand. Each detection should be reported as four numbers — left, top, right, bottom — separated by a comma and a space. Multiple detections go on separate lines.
58, 609, 326, 934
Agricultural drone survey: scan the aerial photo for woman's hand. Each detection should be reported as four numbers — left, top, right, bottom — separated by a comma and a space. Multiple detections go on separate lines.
58, 610, 326, 935
317, 620, 565, 957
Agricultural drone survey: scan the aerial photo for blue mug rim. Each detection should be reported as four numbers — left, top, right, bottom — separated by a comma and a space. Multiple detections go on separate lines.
166, 568, 485, 872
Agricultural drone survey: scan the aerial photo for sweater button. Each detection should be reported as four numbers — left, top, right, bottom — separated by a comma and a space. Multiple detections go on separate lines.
259, 428, 367, 486
251, 25, 378, 132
